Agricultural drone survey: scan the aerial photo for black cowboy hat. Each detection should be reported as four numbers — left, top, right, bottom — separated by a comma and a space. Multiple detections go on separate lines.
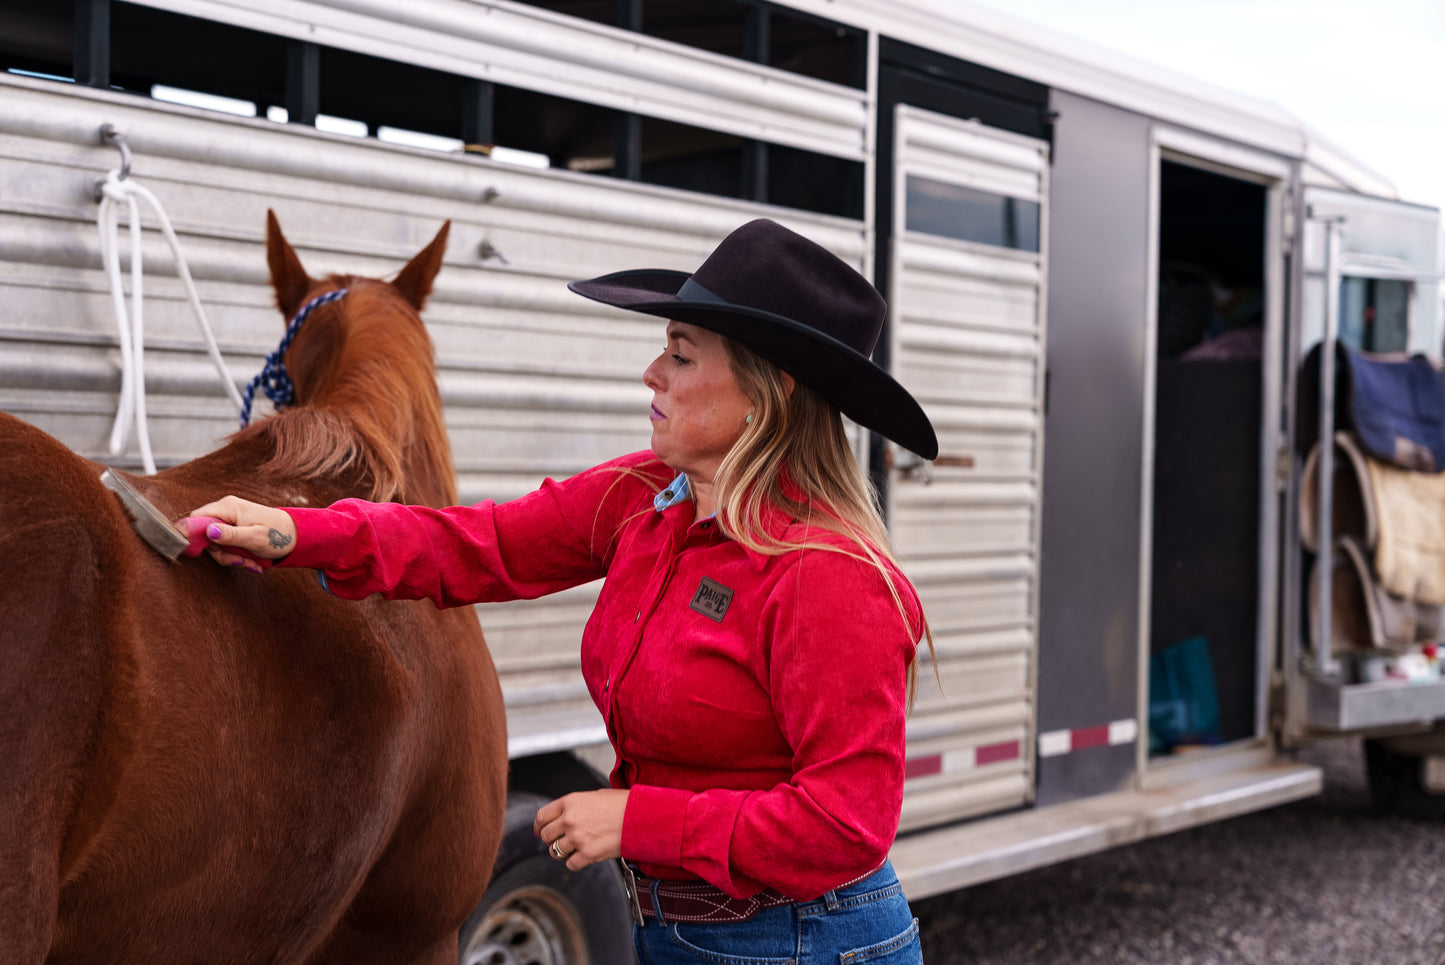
568, 219, 939, 459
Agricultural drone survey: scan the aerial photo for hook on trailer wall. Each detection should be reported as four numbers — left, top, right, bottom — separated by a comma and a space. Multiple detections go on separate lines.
477, 239, 510, 265
92, 123, 132, 201
89, 123, 245, 473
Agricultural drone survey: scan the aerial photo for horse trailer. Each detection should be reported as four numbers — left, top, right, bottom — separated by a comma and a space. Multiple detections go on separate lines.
2, 0, 1442, 960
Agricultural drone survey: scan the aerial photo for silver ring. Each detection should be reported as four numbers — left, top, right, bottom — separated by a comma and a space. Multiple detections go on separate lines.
549, 840, 566, 861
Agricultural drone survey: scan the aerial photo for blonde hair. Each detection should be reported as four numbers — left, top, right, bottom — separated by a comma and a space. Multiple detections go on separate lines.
715, 339, 936, 710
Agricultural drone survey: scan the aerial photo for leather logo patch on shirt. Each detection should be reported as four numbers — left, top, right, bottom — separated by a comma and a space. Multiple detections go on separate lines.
689, 577, 734, 623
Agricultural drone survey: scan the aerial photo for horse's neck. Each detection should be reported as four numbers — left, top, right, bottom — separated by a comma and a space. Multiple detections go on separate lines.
164, 413, 456, 512
305, 320, 458, 509
158, 432, 348, 510
164, 294, 458, 509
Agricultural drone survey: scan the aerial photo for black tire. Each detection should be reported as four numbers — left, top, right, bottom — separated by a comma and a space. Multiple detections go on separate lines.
1363, 738, 1445, 820
458, 792, 636, 965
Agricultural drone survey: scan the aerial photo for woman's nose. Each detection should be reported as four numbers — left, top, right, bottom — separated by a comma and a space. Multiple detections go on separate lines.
643, 355, 664, 391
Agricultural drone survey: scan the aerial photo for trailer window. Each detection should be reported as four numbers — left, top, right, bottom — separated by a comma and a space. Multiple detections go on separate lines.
1339, 277, 1410, 354
514, 0, 866, 89
0, 2, 861, 217
904, 175, 1040, 252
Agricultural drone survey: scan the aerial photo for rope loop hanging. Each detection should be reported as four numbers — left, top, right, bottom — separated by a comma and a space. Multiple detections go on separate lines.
94, 124, 243, 473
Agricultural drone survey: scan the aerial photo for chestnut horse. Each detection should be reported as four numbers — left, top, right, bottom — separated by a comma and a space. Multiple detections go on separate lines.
0, 214, 507, 965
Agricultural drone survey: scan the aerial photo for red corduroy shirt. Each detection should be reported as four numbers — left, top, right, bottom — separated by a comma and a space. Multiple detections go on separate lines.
279, 451, 922, 901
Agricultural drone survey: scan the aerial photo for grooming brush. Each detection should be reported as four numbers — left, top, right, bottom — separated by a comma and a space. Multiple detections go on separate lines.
99, 469, 270, 567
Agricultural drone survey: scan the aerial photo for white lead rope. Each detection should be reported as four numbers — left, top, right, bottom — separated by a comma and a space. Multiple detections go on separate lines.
96, 169, 244, 474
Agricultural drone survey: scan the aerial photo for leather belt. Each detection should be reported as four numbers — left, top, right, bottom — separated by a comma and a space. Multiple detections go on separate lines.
618, 862, 793, 924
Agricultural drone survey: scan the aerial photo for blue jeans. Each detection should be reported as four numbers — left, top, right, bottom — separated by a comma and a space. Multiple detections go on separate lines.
633, 860, 922, 964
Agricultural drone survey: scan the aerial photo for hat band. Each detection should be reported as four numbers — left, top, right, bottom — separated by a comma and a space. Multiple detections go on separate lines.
677, 276, 728, 305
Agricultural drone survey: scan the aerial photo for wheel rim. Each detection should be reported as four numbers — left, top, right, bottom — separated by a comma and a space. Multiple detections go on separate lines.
461, 884, 591, 965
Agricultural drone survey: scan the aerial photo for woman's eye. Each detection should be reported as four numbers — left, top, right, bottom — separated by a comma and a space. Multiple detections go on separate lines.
671, 353, 688, 364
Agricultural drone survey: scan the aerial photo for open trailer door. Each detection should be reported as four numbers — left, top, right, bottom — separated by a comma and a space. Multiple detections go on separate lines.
1284, 186, 1445, 740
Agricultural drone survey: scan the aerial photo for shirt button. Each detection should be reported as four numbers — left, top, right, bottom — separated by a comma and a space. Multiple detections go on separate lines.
635, 611, 641, 622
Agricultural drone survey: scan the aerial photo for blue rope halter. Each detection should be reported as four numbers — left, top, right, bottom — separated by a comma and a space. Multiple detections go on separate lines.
240, 288, 349, 427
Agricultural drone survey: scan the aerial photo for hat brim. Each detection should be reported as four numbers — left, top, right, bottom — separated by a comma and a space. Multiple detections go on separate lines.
570, 270, 939, 459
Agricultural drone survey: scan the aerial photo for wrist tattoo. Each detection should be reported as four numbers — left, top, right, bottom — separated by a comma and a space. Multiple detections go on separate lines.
267, 528, 293, 550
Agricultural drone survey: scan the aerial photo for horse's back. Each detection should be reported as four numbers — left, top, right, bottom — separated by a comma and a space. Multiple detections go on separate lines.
0, 411, 113, 524
0, 412, 506, 965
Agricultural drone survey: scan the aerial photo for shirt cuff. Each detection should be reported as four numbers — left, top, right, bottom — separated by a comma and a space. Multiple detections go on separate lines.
276, 507, 348, 569
621, 785, 691, 867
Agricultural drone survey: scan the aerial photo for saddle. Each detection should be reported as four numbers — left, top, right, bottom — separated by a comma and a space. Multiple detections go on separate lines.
1301, 431, 1445, 651
1298, 344, 1445, 655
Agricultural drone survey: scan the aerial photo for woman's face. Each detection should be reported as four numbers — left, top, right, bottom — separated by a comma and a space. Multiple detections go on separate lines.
642, 321, 753, 484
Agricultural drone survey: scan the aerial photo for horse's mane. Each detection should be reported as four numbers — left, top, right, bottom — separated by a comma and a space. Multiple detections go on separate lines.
231, 276, 457, 509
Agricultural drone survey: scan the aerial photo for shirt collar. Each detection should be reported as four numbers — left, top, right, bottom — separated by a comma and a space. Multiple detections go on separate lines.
653, 469, 810, 572
653, 472, 693, 512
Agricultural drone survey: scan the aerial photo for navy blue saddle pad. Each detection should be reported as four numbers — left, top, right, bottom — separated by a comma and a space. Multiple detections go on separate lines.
1298, 341, 1445, 472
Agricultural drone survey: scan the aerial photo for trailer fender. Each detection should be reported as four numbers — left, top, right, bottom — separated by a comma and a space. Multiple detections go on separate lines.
458, 790, 633, 965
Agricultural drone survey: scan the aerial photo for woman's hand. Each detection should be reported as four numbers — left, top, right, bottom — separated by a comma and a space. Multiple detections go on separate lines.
533, 789, 629, 871
184, 495, 298, 571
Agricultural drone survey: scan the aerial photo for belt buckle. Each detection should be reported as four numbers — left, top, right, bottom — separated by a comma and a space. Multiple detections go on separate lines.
617, 860, 644, 925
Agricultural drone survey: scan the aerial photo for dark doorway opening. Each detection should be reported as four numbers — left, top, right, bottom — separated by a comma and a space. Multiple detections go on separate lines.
1149, 160, 1268, 757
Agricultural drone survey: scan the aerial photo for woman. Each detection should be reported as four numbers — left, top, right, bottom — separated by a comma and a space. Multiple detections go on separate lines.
192, 218, 938, 964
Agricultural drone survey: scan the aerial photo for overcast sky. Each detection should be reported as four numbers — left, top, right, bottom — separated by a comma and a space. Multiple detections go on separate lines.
963, 0, 1445, 213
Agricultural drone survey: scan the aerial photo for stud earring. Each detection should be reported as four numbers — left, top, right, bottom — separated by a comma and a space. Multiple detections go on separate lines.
745, 413, 754, 425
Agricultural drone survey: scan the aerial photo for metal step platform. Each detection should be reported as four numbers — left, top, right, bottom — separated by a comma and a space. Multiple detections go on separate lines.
891, 756, 1321, 900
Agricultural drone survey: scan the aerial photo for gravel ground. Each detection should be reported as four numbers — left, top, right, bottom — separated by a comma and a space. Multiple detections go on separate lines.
913, 740, 1445, 964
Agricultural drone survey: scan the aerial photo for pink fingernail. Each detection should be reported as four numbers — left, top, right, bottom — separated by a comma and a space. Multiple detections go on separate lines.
206, 523, 222, 541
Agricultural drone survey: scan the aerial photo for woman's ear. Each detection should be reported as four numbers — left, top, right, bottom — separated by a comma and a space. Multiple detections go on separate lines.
781, 371, 796, 397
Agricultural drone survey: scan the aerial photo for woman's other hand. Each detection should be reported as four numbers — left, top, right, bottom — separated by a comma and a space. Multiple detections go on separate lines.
183, 495, 298, 570
533, 789, 629, 872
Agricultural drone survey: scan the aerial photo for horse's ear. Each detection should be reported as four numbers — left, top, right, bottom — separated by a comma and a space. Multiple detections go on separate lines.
266, 209, 314, 319
392, 221, 450, 312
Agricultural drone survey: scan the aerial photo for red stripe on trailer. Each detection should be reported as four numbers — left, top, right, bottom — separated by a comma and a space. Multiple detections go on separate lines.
905, 755, 942, 779
904, 740, 1022, 780
1037, 718, 1139, 758
976, 740, 1020, 765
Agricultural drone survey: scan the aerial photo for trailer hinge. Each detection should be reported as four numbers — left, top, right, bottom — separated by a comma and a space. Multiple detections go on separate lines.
1280, 185, 1297, 256
1266, 669, 1287, 734
1274, 442, 1292, 492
